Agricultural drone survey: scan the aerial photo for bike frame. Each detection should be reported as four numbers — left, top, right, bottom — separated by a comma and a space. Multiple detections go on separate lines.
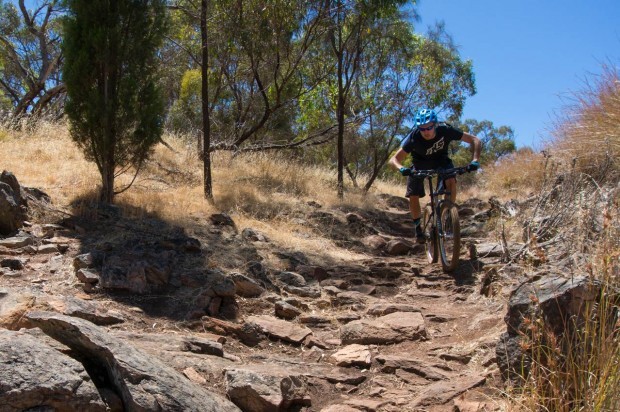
413, 166, 470, 271
416, 168, 462, 236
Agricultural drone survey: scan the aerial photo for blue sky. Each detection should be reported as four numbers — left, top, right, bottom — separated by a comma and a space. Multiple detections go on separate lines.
415, 0, 620, 149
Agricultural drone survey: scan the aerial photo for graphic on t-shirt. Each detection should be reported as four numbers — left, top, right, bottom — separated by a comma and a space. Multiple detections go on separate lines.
425, 137, 445, 155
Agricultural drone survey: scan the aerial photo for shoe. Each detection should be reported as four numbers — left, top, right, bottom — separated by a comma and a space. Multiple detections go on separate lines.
415, 224, 425, 244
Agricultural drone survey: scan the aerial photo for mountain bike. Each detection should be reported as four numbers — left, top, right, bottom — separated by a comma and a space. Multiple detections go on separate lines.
412, 166, 473, 272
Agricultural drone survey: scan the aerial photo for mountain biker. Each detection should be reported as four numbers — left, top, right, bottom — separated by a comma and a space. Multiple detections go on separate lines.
389, 108, 482, 243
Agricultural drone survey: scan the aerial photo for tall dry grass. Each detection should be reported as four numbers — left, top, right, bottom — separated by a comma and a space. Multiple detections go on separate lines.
550, 64, 620, 184
496, 64, 620, 411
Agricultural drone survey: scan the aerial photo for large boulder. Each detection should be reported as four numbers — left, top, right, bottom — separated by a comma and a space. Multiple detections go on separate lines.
0, 329, 107, 411
496, 274, 602, 383
0, 171, 27, 235
26, 311, 241, 411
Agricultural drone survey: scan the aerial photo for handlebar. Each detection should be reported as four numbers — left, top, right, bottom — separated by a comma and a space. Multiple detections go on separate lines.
409, 166, 473, 178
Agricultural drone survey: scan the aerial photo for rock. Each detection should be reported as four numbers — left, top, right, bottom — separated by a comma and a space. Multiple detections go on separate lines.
0, 329, 106, 411
37, 244, 59, 254
299, 314, 331, 325
100, 262, 148, 294
231, 272, 265, 297
362, 235, 387, 251
111, 331, 225, 357
411, 374, 486, 407
385, 239, 411, 255
26, 312, 240, 411
210, 212, 236, 228
328, 344, 372, 367
241, 227, 268, 242
320, 278, 349, 289
275, 300, 302, 320
1, 257, 25, 270
306, 366, 366, 385
350, 284, 376, 295
336, 313, 361, 324
333, 291, 375, 307
378, 193, 409, 210
0, 289, 37, 330
366, 303, 421, 316
282, 284, 322, 298
340, 312, 427, 345
375, 355, 449, 380
275, 271, 307, 287
73, 252, 96, 270
321, 405, 360, 412
225, 365, 310, 412
44, 296, 125, 326
344, 398, 391, 411
183, 367, 207, 385
496, 274, 602, 384
0, 171, 27, 235
0, 236, 32, 248
246, 315, 312, 344
76, 268, 100, 284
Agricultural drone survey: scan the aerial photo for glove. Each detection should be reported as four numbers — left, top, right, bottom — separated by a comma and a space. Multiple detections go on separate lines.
467, 161, 480, 172
399, 167, 412, 176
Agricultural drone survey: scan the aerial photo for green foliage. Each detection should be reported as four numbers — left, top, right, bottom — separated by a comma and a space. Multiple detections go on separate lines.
450, 118, 516, 166
63, 0, 168, 203
0, 0, 65, 117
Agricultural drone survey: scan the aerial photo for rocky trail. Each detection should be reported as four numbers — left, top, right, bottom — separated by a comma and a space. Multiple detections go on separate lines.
0, 175, 553, 411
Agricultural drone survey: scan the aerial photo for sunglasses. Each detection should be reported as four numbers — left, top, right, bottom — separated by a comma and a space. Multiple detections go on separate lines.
419, 123, 435, 131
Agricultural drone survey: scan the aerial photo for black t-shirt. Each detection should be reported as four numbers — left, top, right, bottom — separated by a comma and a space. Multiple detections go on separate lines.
401, 123, 464, 166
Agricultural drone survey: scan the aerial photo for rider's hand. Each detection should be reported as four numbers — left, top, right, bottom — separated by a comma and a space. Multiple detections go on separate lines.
399, 167, 412, 176
466, 161, 480, 172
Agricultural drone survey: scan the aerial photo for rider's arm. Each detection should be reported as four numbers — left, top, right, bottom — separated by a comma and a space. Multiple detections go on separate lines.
461, 133, 482, 162
389, 148, 409, 170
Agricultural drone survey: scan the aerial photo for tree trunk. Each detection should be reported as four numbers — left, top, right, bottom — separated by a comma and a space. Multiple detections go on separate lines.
201, 0, 214, 203
100, 162, 115, 204
336, 1, 344, 200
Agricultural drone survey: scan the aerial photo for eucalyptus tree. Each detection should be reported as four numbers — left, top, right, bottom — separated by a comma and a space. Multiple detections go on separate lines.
323, 0, 409, 199
346, 22, 476, 192
450, 118, 516, 165
63, 0, 168, 203
0, 0, 65, 119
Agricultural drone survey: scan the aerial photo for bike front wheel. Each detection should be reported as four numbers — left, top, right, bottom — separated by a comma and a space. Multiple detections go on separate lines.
438, 200, 461, 272
422, 204, 438, 263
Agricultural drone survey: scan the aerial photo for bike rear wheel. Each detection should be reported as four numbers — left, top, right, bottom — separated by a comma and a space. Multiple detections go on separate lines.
438, 200, 461, 272
422, 204, 438, 263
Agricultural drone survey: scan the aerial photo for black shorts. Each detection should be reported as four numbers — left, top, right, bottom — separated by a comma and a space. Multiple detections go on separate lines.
405, 159, 455, 198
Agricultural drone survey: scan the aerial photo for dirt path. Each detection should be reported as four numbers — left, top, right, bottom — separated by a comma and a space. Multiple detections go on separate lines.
0, 197, 511, 411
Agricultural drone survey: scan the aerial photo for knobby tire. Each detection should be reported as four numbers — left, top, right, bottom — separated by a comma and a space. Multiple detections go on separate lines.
438, 200, 460, 272
423, 204, 438, 263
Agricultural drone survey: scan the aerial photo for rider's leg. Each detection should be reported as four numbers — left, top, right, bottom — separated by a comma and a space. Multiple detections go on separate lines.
445, 177, 457, 203
409, 195, 422, 220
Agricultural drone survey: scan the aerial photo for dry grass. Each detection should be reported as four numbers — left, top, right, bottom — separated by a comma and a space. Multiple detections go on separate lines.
480, 148, 547, 201
0, 121, 390, 261
549, 64, 620, 184
497, 63, 620, 412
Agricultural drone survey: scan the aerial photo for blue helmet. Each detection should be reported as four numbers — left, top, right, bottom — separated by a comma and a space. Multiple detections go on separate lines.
414, 108, 438, 126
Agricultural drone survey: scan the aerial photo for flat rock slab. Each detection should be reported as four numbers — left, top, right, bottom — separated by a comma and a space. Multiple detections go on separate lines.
366, 303, 421, 316
44, 296, 125, 326
225, 364, 311, 412
26, 311, 240, 412
375, 355, 449, 380
246, 315, 312, 344
328, 344, 372, 367
412, 374, 486, 407
0, 329, 106, 411
340, 311, 428, 344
